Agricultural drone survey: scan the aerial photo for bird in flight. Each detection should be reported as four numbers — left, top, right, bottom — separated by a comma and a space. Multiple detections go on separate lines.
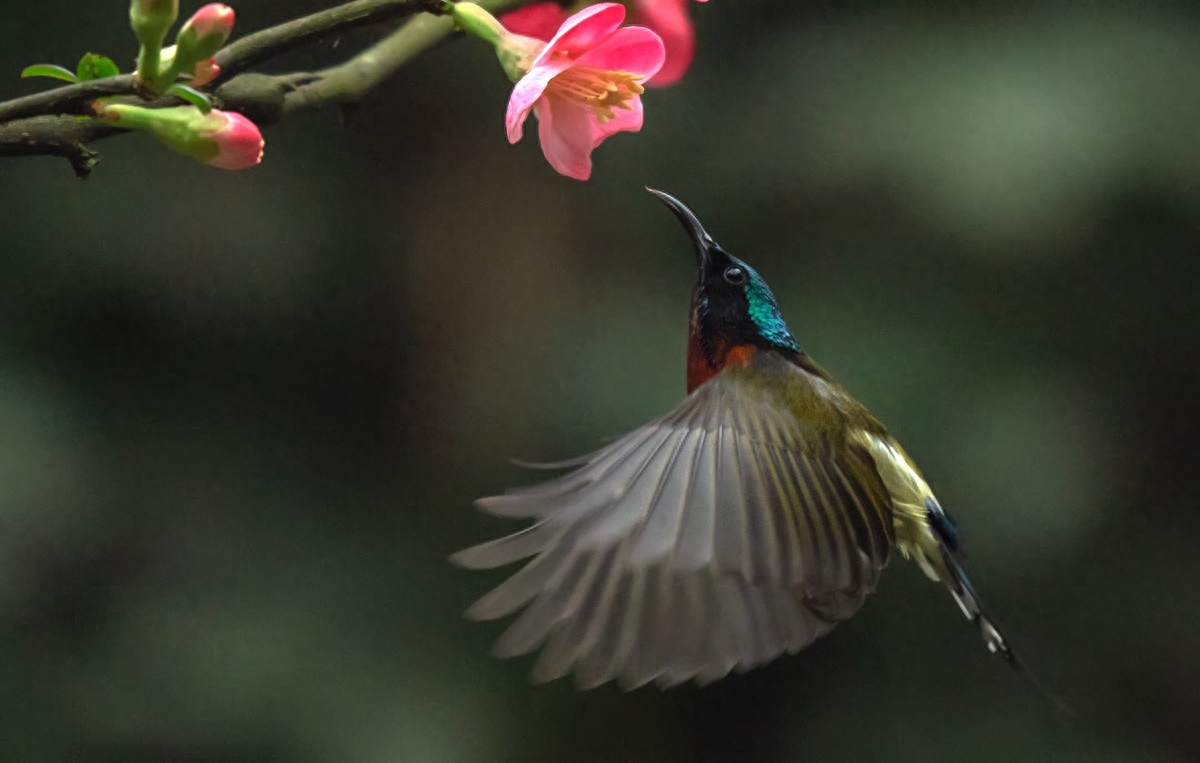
453, 189, 1037, 695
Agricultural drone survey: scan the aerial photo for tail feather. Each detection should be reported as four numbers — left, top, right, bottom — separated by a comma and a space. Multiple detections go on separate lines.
929, 501, 1075, 721
801, 432, 1070, 718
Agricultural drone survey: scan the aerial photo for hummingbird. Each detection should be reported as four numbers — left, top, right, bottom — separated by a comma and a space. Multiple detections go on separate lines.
452, 189, 1035, 693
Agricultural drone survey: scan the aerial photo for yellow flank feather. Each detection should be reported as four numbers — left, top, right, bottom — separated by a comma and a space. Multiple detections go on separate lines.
852, 431, 947, 585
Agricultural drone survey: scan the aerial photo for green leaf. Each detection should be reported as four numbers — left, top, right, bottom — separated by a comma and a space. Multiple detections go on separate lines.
76, 54, 119, 82
20, 64, 80, 83
167, 84, 212, 113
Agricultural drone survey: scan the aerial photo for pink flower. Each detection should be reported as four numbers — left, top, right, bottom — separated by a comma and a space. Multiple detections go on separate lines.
629, 0, 696, 86
501, 0, 703, 86
498, 3, 568, 39
504, 3, 665, 180
204, 110, 264, 170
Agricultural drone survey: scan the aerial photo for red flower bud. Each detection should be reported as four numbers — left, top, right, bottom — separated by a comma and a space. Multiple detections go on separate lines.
176, 4, 235, 62
203, 110, 264, 170
99, 104, 263, 170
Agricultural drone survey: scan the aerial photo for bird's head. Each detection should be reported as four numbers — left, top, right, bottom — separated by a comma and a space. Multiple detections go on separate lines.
648, 189, 800, 391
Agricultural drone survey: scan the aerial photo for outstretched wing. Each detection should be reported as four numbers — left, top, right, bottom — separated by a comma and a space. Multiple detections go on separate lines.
452, 353, 895, 689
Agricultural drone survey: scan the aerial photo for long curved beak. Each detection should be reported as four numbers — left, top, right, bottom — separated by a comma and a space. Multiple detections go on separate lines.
646, 188, 714, 268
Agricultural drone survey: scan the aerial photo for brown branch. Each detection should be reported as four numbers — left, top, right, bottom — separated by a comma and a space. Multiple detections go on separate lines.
278, 13, 464, 118
213, 0, 444, 80
0, 0, 438, 124
0, 75, 140, 124
0, 115, 117, 177
0, 0, 531, 177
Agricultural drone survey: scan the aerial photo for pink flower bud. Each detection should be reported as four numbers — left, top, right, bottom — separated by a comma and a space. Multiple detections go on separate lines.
99, 104, 263, 170
203, 110, 263, 170
176, 4, 235, 62
182, 4, 235, 43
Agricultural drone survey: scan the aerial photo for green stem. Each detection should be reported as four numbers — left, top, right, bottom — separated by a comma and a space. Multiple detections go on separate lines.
449, 2, 506, 47
136, 43, 163, 88
276, 0, 535, 117
99, 103, 159, 131
152, 57, 185, 92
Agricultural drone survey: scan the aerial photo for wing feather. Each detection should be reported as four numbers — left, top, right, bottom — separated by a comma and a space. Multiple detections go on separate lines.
790, 451, 841, 588
620, 562, 674, 688
629, 428, 701, 566
455, 352, 894, 688
579, 565, 641, 688
461, 527, 572, 620
712, 423, 751, 578
490, 542, 589, 655
530, 545, 619, 682
578, 429, 688, 549
674, 425, 719, 570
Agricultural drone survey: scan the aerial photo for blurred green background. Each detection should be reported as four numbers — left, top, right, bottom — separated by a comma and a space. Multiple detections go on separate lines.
1, 0, 1198, 760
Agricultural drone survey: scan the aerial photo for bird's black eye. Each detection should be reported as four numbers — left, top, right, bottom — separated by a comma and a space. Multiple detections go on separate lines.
723, 266, 746, 285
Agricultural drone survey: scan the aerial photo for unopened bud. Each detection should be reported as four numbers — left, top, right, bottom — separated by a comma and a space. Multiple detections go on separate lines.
130, 0, 179, 45
131, 0, 179, 89
176, 4, 235, 62
99, 104, 264, 170
202, 110, 263, 169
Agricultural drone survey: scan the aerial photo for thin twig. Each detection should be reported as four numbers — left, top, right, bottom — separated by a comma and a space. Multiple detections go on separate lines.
0, 0, 436, 124
0, 0, 528, 177
0, 75, 141, 124
213, 0, 444, 80
280, 13, 460, 117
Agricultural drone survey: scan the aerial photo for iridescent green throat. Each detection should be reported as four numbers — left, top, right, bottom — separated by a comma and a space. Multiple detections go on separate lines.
745, 276, 800, 352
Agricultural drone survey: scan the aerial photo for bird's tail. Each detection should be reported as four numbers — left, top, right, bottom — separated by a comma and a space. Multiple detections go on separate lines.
927, 501, 1074, 721
855, 433, 1073, 719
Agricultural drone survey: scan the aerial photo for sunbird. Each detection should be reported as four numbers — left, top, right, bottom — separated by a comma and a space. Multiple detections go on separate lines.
453, 189, 1032, 692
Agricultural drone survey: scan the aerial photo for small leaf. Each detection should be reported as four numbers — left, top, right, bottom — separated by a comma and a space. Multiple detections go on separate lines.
167, 84, 212, 113
76, 54, 119, 82
20, 64, 80, 83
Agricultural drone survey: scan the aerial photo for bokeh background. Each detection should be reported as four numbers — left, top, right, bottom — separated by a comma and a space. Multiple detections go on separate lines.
1, 0, 1198, 760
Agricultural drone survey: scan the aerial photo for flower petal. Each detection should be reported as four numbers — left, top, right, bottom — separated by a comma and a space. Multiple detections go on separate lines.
499, 2, 567, 41
530, 2, 625, 69
506, 55, 575, 144
537, 96, 597, 180
632, 0, 694, 86
590, 96, 643, 146
574, 25, 666, 79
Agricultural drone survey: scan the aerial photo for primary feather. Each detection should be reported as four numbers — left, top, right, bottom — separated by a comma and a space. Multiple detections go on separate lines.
453, 352, 906, 688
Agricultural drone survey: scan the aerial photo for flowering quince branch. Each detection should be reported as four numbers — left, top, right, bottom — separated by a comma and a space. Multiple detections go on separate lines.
0, 0, 543, 177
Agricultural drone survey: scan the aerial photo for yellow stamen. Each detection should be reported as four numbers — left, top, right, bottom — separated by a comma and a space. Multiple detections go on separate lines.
546, 65, 645, 121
